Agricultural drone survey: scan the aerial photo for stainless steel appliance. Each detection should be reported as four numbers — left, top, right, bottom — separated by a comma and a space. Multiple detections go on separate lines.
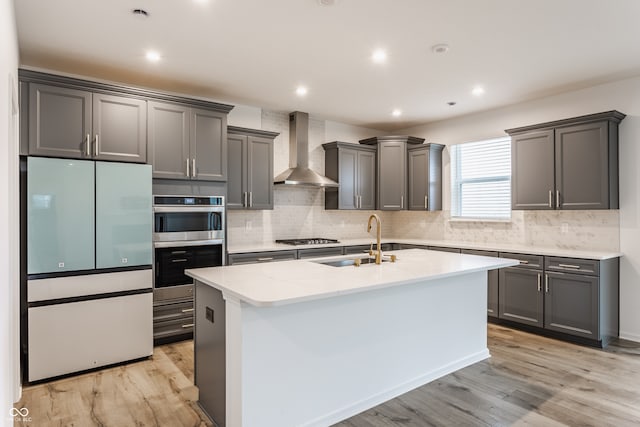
153, 195, 225, 344
276, 238, 339, 245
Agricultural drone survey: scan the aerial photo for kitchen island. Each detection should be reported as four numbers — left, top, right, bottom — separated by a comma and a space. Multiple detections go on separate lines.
186, 249, 518, 427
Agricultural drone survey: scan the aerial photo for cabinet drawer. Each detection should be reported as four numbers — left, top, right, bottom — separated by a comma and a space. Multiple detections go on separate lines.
344, 244, 393, 254
153, 317, 194, 340
428, 246, 461, 253
394, 244, 429, 250
297, 247, 344, 259
499, 252, 543, 269
545, 257, 599, 276
153, 299, 194, 323
228, 250, 297, 265
461, 249, 499, 258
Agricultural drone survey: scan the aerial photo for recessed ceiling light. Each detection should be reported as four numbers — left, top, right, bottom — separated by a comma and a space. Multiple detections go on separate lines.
431, 44, 450, 54
392, 109, 402, 117
317, 0, 337, 5
145, 50, 161, 63
371, 49, 387, 64
193, 0, 209, 4
296, 86, 308, 97
472, 86, 485, 96
447, 101, 457, 106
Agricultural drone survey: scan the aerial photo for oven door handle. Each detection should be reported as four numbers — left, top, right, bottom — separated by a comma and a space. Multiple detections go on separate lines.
153, 206, 225, 213
154, 239, 224, 248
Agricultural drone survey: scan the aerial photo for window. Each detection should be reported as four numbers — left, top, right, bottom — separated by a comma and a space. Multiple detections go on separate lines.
450, 137, 511, 219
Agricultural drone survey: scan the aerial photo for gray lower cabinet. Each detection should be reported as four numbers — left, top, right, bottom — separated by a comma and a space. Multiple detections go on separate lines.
462, 249, 499, 318
323, 142, 376, 210
227, 250, 297, 265
194, 281, 226, 427
297, 247, 344, 259
359, 136, 425, 210
27, 83, 147, 163
153, 298, 194, 342
227, 127, 278, 210
149, 101, 227, 181
498, 266, 544, 327
407, 143, 444, 211
392, 243, 428, 250
507, 111, 625, 210
428, 246, 461, 253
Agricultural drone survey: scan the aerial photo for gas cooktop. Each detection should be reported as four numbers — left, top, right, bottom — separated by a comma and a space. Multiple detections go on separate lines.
276, 238, 340, 246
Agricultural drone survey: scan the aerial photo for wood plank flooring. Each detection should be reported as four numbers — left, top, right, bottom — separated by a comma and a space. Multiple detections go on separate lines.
14, 325, 640, 426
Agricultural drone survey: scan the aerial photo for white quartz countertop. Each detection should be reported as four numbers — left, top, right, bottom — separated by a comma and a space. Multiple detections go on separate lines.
227, 238, 621, 260
186, 249, 518, 307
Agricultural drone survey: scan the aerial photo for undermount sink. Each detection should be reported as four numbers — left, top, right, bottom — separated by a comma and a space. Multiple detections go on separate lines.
314, 257, 388, 267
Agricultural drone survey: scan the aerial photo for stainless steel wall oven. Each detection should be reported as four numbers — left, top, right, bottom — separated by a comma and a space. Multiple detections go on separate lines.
152, 195, 225, 344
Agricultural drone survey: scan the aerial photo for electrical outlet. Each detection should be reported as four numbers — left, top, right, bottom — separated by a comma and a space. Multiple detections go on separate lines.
205, 307, 214, 323
561, 222, 569, 234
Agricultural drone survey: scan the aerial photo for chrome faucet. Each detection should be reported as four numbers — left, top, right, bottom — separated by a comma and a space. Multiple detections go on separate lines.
367, 214, 382, 264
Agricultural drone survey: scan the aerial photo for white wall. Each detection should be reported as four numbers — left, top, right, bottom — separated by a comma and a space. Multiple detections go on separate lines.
1, 0, 21, 422
401, 75, 640, 342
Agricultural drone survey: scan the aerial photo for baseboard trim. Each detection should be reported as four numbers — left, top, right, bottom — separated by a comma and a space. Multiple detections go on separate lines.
619, 330, 640, 343
302, 348, 490, 427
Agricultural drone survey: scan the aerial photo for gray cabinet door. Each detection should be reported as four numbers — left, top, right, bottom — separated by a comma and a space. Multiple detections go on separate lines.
338, 148, 358, 209
92, 93, 147, 163
357, 150, 376, 210
555, 122, 609, 209
148, 101, 190, 180
511, 130, 555, 210
498, 267, 544, 327
191, 108, 227, 181
247, 135, 274, 210
28, 83, 92, 159
378, 141, 406, 210
408, 148, 429, 210
544, 272, 599, 339
227, 134, 246, 209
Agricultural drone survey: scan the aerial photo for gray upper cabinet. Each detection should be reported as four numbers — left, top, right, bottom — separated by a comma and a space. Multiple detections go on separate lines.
407, 143, 444, 211
227, 126, 278, 210
28, 84, 146, 163
359, 136, 424, 210
323, 142, 376, 210
507, 111, 625, 210
149, 102, 228, 181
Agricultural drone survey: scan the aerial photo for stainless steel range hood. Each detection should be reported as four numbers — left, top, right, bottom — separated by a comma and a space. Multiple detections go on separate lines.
274, 111, 339, 188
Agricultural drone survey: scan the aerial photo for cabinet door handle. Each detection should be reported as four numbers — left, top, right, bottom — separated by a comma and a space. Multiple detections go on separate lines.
257, 257, 274, 261
85, 134, 91, 156
244, 192, 248, 207
556, 190, 560, 209
537, 273, 541, 292
249, 191, 252, 207
186, 158, 190, 177
424, 195, 428, 210
558, 263, 581, 269
94, 134, 99, 156
401, 196, 404, 209
181, 308, 194, 313
192, 158, 197, 178
545, 274, 549, 293
354, 195, 358, 209
548, 190, 553, 208
171, 258, 188, 263
182, 323, 194, 328
358, 195, 362, 209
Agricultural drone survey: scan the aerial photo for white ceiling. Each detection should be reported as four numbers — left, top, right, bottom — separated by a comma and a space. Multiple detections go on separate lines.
13, 0, 640, 131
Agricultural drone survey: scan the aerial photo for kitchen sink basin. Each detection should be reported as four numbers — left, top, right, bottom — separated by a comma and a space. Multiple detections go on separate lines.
314, 257, 388, 267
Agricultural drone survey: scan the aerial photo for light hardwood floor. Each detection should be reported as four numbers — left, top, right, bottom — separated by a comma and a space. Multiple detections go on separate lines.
14, 325, 640, 426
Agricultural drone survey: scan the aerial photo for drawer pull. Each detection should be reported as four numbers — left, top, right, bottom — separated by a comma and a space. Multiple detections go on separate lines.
171, 250, 187, 255
558, 263, 581, 269
171, 258, 188, 263
181, 308, 194, 313
257, 257, 274, 261
182, 323, 194, 328
519, 260, 529, 265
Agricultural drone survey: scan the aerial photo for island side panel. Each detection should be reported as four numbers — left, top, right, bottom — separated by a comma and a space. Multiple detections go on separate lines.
194, 281, 226, 427
234, 271, 488, 427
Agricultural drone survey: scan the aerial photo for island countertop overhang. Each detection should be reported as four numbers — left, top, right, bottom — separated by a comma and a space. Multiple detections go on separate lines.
186, 249, 519, 307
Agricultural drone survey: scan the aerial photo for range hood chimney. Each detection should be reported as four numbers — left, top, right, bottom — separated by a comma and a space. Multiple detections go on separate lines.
273, 111, 339, 188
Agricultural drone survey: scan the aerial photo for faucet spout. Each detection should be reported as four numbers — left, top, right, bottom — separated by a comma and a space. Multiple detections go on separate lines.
367, 214, 382, 264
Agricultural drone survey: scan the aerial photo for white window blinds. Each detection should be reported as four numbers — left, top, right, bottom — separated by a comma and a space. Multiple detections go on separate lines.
450, 137, 511, 219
